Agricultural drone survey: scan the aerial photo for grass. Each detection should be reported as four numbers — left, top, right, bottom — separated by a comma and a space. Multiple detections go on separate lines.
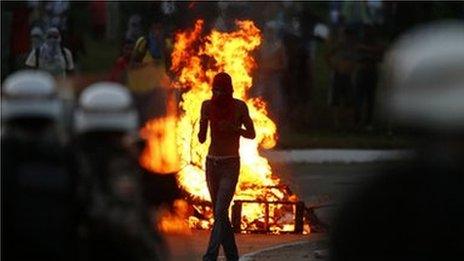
79, 35, 119, 74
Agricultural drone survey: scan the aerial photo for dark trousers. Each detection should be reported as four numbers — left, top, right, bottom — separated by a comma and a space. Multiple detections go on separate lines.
203, 157, 240, 261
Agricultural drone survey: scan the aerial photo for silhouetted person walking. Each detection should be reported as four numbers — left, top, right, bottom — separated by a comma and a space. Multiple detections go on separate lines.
199, 72, 256, 261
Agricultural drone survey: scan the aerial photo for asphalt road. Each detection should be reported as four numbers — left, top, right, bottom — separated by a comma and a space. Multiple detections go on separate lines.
270, 162, 406, 226
165, 161, 405, 260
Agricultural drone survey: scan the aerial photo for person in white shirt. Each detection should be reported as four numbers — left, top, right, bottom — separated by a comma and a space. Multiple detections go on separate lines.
25, 27, 75, 134
25, 27, 74, 78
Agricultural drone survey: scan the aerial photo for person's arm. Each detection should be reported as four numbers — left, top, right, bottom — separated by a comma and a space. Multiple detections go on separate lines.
239, 101, 256, 139
324, 33, 341, 70
130, 37, 146, 69
64, 48, 75, 75
198, 101, 209, 143
108, 57, 126, 82
24, 50, 37, 69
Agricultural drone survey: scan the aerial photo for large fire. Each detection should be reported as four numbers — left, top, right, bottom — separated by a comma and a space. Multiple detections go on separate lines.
142, 19, 304, 234
140, 93, 180, 174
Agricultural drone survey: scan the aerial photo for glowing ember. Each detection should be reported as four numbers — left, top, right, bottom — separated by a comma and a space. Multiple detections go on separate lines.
155, 199, 192, 234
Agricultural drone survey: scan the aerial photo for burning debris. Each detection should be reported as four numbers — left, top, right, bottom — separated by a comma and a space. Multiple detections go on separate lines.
141, 19, 312, 234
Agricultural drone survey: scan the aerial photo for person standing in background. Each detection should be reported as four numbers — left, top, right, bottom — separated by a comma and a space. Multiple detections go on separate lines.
125, 14, 144, 44
108, 42, 134, 84
129, 20, 171, 125
255, 21, 287, 130
88, 0, 107, 40
353, 25, 385, 130
9, 3, 31, 71
25, 27, 74, 78
25, 27, 75, 134
325, 26, 358, 130
29, 26, 44, 50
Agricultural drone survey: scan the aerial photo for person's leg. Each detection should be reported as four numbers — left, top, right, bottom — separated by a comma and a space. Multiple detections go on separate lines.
331, 72, 344, 130
354, 75, 366, 128
203, 158, 240, 261
218, 159, 240, 261
203, 158, 221, 261
365, 72, 378, 127
132, 93, 146, 126
366, 87, 375, 127
341, 73, 355, 129
205, 158, 219, 209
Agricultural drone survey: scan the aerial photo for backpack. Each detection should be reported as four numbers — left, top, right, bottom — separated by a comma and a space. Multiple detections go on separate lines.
35, 46, 69, 69
133, 34, 163, 63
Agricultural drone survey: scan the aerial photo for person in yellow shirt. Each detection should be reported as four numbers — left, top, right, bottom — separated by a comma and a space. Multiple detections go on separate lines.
128, 20, 171, 125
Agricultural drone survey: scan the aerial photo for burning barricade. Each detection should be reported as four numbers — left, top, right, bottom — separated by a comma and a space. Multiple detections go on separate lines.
140, 19, 313, 235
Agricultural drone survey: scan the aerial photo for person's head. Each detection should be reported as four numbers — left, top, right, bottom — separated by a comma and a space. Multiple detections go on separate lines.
381, 20, 464, 165
314, 23, 330, 41
1, 70, 62, 136
150, 21, 163, 36
74, 82, 138, 141
128, 14, 142, 28
381, 20, 464, 134
212, 72, 233, 101
30, 26, 44, 48
121, 43, 133, 58
264, 21, 281, 41
45, 27, 61, 45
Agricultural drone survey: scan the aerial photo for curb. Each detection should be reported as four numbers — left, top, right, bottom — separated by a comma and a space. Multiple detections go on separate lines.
261, 149, 413, 163
239, 240, 311, 261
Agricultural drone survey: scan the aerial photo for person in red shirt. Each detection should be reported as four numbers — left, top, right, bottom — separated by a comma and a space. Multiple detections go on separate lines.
89, 1, 107, 39
108, 43, 133, 84
10, 4, 31, 70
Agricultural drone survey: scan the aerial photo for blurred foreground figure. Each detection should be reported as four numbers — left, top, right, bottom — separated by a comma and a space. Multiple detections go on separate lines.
1, 70, 77, 260
129, 20, 170, 124
330, 21, 464, 261
73, 82, 166, 261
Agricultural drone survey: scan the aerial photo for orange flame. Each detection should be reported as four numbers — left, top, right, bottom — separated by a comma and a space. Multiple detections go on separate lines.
171, 20, 278, 199
140, 95, 180, 174
142, 19, 304, 234
156, 199, 192, 234
171, 20, 301, 233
